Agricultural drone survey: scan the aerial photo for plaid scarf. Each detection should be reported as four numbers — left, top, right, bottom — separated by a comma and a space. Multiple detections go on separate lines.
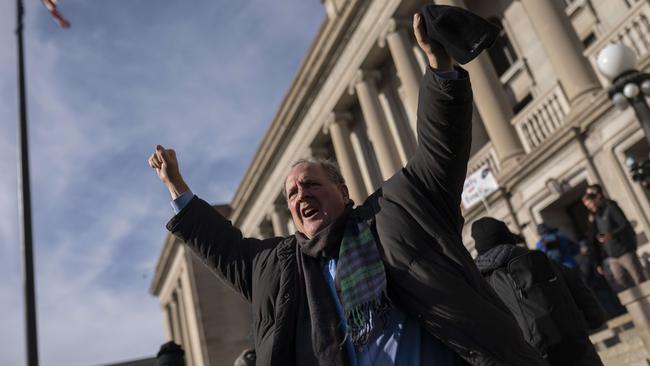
296, 206, 391, 366
336, 212, 391, 346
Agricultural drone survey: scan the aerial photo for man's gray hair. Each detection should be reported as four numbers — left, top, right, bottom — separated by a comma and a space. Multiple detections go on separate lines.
282, 158, 346, 199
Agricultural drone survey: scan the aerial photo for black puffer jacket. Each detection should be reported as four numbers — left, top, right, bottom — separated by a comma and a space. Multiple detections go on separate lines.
475, 245, 605, 366
168, 68, 545, 366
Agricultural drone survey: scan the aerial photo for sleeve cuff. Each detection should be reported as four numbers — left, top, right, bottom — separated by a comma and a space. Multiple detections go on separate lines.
171, 190, 194, 214
434, 69, 459, 80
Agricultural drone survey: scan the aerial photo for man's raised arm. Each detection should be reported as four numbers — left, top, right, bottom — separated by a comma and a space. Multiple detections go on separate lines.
148, 145, 275, 301
404, 13, 473, 210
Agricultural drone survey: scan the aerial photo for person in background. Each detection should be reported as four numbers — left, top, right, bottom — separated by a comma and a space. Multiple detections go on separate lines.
574, 240, 626, 320
473, 217, 605, 366
156, 341, 185, 366
582, 184, 646, 289
535, 224, 579, 269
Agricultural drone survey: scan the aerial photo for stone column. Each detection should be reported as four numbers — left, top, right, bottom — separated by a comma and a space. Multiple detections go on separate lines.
350, 69, 402, 179
326, 111, 368, 203
519, 0, 600, 104
308, 146, 330, 160
270, 203, 290, 237
258, 220, 274, 239
162, 304, 175, 341
465, 53, 525, 168
175, 282, 194, 366
169, 293, 183, 345
379, 19, 422, 131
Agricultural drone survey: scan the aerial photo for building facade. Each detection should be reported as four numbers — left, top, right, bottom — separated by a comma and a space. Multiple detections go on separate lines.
150, 205, 253, 366
152, 0, 650, 363
231, 0, 650, 254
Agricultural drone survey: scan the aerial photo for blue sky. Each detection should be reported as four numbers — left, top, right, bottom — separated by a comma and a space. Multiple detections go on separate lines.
0, 1, 324, 364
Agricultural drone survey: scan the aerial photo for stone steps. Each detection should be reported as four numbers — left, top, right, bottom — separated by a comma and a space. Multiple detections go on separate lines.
591, 313, 649, 366
598, 334, 648, 366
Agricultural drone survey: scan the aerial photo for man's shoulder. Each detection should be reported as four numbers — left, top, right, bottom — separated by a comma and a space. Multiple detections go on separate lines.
252, 236, 298, 276
355, 188, 383, 220
266, 235, 297, 258
603, 199, 622, 210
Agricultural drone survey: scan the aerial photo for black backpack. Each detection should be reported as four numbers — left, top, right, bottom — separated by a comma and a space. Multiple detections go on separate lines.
506, 250, 584, 355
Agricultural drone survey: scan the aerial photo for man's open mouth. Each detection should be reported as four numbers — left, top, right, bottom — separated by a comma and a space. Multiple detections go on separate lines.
302, 207, 319, 219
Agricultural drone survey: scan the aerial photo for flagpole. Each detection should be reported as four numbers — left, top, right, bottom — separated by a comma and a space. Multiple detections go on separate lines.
15, 0, 39, 365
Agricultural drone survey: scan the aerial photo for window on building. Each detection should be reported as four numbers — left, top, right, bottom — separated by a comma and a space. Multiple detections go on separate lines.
625, 140, 650, 204
582, 32, 596, 49
487, 17, 518, 77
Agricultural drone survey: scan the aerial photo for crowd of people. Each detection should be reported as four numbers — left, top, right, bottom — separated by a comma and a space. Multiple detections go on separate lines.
147, 5, 649, 366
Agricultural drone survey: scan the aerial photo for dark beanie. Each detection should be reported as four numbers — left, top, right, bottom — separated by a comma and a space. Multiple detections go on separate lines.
471, 217, 521, 255
420, 4, 499, 65
156, 341, 185, 366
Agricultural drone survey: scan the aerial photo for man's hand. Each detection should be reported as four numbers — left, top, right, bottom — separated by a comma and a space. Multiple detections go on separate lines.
148, 145, 189, 199
413, 13, 453, 71
597, 232, 612, 243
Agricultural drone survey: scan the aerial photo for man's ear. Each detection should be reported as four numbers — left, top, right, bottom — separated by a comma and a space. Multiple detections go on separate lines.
340, 184, 350, 202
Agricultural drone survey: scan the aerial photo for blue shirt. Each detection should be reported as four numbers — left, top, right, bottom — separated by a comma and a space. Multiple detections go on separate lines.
324, 259, 460, 366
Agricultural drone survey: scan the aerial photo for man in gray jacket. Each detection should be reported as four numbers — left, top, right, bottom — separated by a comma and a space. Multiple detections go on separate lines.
149, 8, 546, 366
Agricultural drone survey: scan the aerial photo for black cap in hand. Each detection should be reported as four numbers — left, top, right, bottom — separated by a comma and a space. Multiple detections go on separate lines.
419, 4, 499, 65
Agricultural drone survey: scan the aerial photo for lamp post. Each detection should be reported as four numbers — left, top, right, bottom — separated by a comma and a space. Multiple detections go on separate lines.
596, 43, 650, 145
597, 43, 650, 189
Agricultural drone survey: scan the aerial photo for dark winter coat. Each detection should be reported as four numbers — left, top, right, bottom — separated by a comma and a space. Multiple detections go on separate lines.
475, 244, 605, 366
167, 68, 545, 366
594, 199, 637, 258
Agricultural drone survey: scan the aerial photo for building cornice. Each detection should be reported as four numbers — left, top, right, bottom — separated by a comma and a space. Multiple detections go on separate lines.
229, 0, 369, 225
149, 232, 180, 296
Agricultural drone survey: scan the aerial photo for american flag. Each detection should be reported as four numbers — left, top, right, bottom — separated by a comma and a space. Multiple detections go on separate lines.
41, 0, 70, 28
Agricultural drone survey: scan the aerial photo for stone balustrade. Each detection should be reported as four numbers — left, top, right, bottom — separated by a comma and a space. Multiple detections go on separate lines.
585, 0, 650, 84
511, 84, 571, 153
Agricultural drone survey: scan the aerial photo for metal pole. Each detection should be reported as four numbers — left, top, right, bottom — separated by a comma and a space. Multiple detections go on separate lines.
15, 0, 39, 364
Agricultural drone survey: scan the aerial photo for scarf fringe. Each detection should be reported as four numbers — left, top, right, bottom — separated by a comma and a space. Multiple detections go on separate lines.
346, 291, 392, 346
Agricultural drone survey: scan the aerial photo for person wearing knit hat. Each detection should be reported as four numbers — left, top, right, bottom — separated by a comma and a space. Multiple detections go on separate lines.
156, 341, 185, 366
473, 217, 605, 366
471, 217, 523, 255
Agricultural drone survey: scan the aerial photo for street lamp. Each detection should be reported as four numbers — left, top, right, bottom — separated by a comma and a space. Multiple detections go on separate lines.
597, 43, 650, 190
596, 43, 650, 145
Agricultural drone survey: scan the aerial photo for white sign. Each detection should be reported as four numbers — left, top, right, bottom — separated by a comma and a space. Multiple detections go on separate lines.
462, 165, 499, 209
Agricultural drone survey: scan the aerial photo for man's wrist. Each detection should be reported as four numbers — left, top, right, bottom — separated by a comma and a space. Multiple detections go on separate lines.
428, 54, 452, 72
166, 179, 190, 200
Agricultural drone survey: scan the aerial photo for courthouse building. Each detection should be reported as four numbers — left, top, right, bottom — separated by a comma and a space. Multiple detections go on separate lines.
151, 0, 650, 364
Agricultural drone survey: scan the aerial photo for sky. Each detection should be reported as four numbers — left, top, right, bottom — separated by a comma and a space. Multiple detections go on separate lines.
0, 1, 324, 365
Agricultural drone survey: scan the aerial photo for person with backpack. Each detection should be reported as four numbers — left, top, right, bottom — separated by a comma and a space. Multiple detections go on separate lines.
472, 217, 605, 366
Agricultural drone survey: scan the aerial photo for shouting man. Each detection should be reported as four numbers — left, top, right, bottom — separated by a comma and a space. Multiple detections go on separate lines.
149, 8, 546, 366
